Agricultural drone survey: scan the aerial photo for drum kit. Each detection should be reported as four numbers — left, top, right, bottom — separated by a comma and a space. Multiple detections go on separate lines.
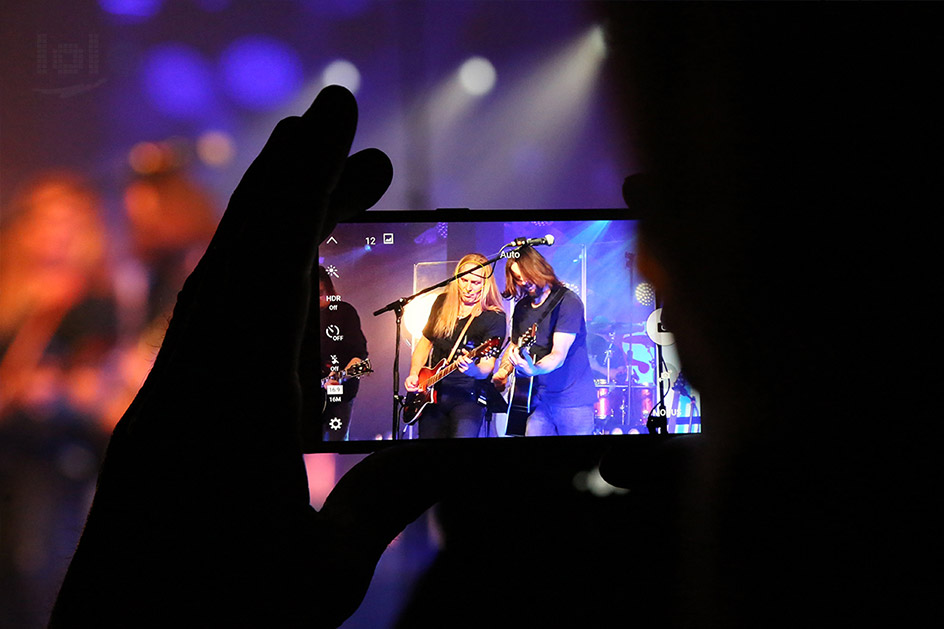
588, 317, 652, 434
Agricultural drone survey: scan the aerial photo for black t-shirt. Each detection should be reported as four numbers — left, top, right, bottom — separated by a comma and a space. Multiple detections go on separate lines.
320, 301, 368, 401
511, 288, 596, 407
423, 293, 506, 392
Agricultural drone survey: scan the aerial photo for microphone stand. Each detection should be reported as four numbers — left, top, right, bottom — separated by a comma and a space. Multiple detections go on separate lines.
647, 292, 670, 436
372, 248, 511, 440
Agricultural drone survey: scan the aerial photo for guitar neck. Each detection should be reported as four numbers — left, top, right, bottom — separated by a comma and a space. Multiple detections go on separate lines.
426, 361, 459, 388
322, 367, 363, 387
424, 340, 495, 390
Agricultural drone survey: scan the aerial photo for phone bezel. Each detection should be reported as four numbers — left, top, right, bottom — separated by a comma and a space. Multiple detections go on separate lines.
309, 207, 687, 454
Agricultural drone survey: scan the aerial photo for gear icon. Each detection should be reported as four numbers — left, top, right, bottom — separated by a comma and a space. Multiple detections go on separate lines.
328, 417, 343, 431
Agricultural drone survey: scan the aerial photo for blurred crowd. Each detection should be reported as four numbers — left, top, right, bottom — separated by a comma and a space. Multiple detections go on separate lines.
0, 160, 218, 626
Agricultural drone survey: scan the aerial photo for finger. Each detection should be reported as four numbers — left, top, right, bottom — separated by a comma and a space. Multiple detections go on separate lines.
312, 437, 610, 627
223, 87, 357, 305
299, 147, 392, 409
172, 86, 357, 322
312, 442, 467, 626
318, 148, 393, 243
166, 86, 360, 367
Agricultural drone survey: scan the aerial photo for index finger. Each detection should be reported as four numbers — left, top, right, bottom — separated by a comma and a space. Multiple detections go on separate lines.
158, 87, 368, 368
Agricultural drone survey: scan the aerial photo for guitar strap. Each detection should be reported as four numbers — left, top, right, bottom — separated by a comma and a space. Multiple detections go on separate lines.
503, 286, 567, 368
445, 312, 478, 363
525, 286, 567, 343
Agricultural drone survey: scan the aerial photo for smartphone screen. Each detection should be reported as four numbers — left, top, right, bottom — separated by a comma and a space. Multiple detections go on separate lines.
311, 209, 700, 451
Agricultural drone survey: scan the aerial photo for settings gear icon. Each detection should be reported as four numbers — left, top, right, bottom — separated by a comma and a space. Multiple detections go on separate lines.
328, 417, 343, 431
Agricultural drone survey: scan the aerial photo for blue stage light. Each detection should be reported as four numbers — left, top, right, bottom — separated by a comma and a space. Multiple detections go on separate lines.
142, 44, 214, 118
220, 37, 302, 111
99, 0, 162, 20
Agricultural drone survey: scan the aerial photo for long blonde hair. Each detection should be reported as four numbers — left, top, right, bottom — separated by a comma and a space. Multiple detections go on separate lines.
431, 253, 504, 339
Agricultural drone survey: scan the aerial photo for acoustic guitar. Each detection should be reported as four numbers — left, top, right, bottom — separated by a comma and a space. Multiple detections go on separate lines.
503, 323, 538, 436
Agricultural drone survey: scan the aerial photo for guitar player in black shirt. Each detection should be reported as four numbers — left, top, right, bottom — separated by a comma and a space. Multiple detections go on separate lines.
492, 246, 596, 436
404, 254, 506, 438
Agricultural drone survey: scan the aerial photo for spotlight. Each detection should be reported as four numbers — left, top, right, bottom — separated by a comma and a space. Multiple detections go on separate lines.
588, 24, 607, 59
322, 59, 361, 94
635, 282, 655, 306
458, 56, 496, 96
404, 291, 442, 341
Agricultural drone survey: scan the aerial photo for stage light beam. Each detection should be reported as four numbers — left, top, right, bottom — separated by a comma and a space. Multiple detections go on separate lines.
431, 25, 609, 208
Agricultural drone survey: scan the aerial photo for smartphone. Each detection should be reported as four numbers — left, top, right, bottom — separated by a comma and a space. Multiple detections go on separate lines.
308, 208, 700, 452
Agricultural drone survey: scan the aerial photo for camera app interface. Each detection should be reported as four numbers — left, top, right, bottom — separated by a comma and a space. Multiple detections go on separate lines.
317, 215, 700, 442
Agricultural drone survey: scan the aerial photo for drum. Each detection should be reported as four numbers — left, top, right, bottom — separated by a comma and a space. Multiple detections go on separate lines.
595, 385, 611, 419
594, 383, 629, 424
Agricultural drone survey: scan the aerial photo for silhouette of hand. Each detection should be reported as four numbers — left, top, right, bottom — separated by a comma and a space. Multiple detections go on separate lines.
51, 86, 453, 628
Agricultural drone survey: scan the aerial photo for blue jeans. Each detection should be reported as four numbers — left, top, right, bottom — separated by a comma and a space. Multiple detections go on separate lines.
526, 401, 594, 436
417, 387, 486, 439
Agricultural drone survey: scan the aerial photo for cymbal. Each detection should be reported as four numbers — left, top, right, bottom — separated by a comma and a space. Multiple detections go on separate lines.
589, 321, 636, 334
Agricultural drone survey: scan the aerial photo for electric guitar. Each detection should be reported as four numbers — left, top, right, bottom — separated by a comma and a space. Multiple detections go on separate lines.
503, 323, 538, 437
403, 337, 502, 425
321, 358, 373, 411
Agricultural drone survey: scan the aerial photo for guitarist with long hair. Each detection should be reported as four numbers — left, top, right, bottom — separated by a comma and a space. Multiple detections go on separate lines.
404, 254, 506, 438
492, 246, 596, 436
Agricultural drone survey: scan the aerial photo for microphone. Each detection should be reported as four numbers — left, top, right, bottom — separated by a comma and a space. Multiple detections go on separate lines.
507, 234, 555, 248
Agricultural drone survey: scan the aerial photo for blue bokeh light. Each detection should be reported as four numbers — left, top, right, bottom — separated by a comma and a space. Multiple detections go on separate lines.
220, 37, 303, 111
142, 44, 215, 119
99, 0, 163, 20
297, 0, 373, 19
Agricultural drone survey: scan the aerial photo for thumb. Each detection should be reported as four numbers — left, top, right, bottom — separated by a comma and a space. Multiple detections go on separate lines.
308, 442, 461, 626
